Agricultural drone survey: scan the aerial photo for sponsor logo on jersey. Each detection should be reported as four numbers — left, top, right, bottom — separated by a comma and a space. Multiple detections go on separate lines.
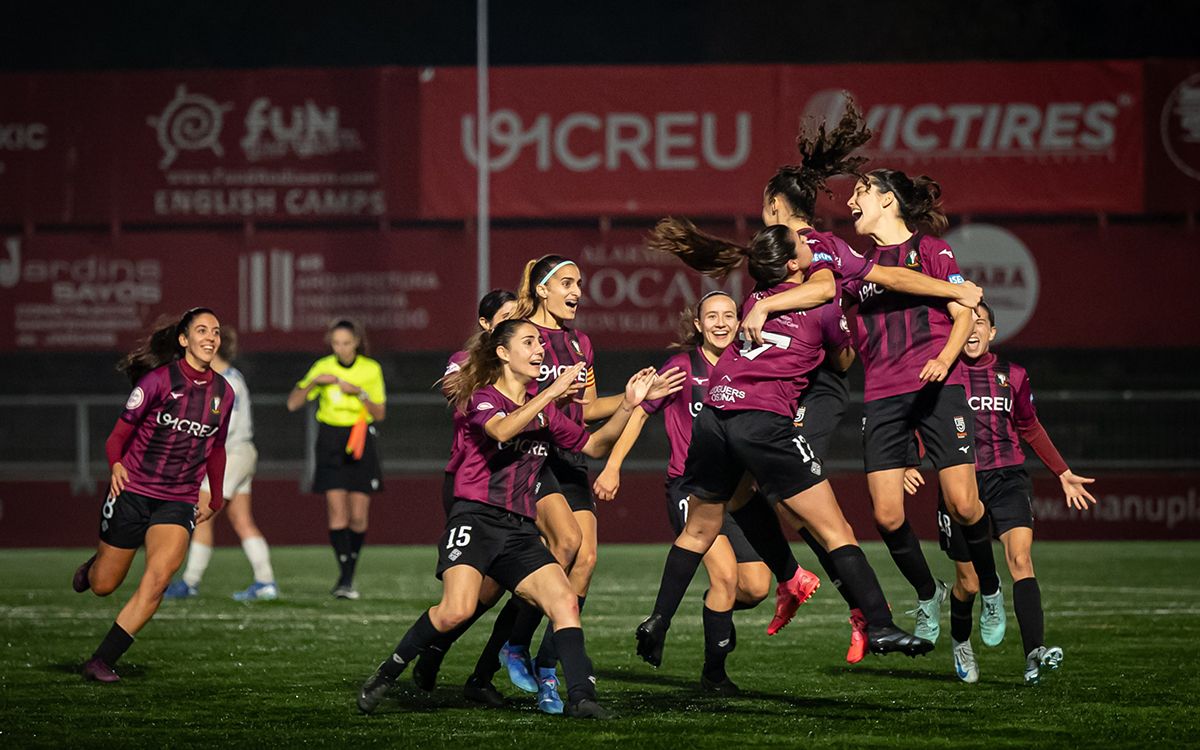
156, 411, 219, 438
995, 372, 1009, 388
969, 396, 1013, 413
708, 385, 746, 403
692, 377, 708, 386
498, 437, 550, 456
948, 273, 965, 284
125, 387, 145, 410
477, 401, 494, 411
940, 249, 955, 258
958, 445, 971, 454
169, 390, 185, 400
812, 252, 835, 264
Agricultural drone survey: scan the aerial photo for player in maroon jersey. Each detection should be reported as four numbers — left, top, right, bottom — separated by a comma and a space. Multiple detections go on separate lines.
494, 255, 684, 713
905, 302, 1096, 685
833, 168, 1001, 647
594, 291, 777, 694
356, 319, 659, 719
636, 219, 933, 671
71, 308, 233, 682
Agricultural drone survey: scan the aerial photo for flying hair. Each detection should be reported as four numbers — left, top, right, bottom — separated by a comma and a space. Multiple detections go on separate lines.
117, 307, 216, 386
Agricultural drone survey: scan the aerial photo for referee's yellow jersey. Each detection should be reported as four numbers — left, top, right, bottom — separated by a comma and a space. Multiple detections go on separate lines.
297, 355, 386, 426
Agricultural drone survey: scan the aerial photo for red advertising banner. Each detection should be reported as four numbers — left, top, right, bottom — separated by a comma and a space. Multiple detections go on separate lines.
1144, 59, 1200, 213
785, 61, 1145, 216
419, 65, 786, 219
3, 472, 1197, 548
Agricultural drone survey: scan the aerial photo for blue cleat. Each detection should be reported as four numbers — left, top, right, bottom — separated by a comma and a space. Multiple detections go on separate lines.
536, 667, 564, 714
233, 581, 279, 602
498, 642, 537, 693
163, 580, 198, 599
979, 587, 1007, 647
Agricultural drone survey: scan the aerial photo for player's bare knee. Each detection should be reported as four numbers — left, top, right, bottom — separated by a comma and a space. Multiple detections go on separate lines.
91, 579, 118, 597
1006, 550, 1033, 578
741, 569, 772, 604
545, 592, 580, 629
873, 509, 905, 534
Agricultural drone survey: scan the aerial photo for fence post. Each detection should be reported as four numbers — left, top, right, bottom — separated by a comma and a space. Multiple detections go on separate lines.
71, 400, 94, 495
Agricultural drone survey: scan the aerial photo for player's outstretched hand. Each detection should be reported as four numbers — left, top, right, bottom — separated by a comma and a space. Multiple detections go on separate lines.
1059, 470, 1097, 511
624, 367, 658, 407
903, 468, 925, 496
645, 367, 686, 401
545, 362, 586, 403
594, 467, 621, 502
109, 462, 128, 499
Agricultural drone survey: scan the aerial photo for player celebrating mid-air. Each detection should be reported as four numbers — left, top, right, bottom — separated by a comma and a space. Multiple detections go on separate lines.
905, 302, 1097, 684
72, 308, 233, 682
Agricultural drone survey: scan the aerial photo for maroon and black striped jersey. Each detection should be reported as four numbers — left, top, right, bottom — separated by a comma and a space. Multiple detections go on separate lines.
961, 352, 1067, 474
531, 323, 594, 427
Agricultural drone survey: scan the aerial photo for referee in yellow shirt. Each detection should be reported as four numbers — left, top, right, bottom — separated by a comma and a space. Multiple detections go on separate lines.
288, 319, 386, 599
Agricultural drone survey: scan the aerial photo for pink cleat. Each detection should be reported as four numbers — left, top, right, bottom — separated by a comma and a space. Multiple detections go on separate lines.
82, 657, 120, 683
846, 608, 868, 664
766, 567, 821, 636
73, 555, 96, 593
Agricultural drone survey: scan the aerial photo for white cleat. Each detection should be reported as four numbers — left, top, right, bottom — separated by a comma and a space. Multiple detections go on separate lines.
953, 639, 979, 684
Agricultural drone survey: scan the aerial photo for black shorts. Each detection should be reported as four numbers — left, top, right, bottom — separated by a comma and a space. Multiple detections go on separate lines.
938, 466, 1034, 562
862, 383, 975, 473
313, 422, 383, 494
98, 489, 195, 549
664, 477, 760, 564
544, 447, 594, 513
681, 408, 825, 505
436, 500, 558, 591
794, 366, 850, 458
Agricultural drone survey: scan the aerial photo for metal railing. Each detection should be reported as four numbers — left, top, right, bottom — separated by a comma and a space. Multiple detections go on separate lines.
0, 390, 1197, 494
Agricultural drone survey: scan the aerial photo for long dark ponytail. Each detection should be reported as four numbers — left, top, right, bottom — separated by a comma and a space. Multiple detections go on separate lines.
649, 219, 805, 289
117, 307, 215, 386
865, 168, 950, 236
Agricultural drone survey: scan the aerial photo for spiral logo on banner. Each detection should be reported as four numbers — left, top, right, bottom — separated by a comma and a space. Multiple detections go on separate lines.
1161, 72, 1200, 182
147, 85, 233, 169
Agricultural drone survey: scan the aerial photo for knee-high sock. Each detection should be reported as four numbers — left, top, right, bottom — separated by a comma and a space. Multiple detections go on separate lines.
651, 545, 705, 623
379, 611, 439, 680
506, 597, 543, 649
1012, 577, 1044, 655
701, 605, 735, 682
536, 595, 585, 669
181, 541, 213, 588
729, 494, 799, 583
472, 596, 522, 682
92, 622, 133, 667
960, 518, 1000, 596
552, 627, 596, 705
950, 592, 975, 642
345, 530, 366, 584
329, 528, 352, 585
879, 520, 936, 600
799, 528, 857, 610
828, 545, 893, 628
240, 536, 274, 584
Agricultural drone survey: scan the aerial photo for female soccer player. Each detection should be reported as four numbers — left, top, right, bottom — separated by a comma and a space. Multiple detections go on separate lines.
71, 308, 232, 682
831, 169, 1001, 646
498, 256, 684, 712
356, 319, 659, 719
594, 291, 775, 694
164, 327, 277, 601
636, 221, 932, 671
287, 319, 385, 600
905, 302, 1096, 684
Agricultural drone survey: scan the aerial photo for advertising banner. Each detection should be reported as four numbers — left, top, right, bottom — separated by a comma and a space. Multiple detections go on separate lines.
1143, 59, 1200, 213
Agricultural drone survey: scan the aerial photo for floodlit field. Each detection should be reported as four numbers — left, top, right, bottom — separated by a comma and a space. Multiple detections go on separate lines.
3, 543, 1197, 748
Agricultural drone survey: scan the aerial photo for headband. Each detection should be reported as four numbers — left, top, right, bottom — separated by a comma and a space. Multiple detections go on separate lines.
538, 260, 577, 286
698, 290, 734, 304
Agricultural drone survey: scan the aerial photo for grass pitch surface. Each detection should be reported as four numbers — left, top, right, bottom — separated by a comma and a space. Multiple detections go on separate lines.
2, 542, 1197, 748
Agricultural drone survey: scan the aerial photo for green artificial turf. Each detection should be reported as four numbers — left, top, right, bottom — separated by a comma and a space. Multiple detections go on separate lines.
2, 542, 1197, 748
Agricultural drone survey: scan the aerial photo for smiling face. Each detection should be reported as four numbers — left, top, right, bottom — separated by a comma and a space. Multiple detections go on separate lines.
538, 264, 583, 322
963, 308, 996, 359
179, 313, 220, 368
497, 322, 545, 380
695, 294, 738, 354
847, 177, 891, 237
329, 327, 360, 366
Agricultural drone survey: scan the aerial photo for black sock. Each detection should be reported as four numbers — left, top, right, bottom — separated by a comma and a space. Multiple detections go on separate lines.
701, 605, 734, 683
879, 520, 936, 600
652, 545, 705, 622
800, 528, 857, 610
329, 528, 352, 586
347, 530, 366, 583
960, 518, 1000, 596
829, 545, 893, 628
380, 611, 440, 680
472, 596, 521, 682
92, 622, 133, 667
950, 592, 976, 643
507, 598, 543, 649
552, 627, 596, 705
1012, 577, 1044, 656
536, 595, 584, 669
729, 493, 799, 583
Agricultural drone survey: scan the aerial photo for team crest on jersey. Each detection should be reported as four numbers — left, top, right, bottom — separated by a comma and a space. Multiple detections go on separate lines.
904, 249, 921, 269
793, 405, 807, 428
995, 372, 1009, 388
210, 396, 221, 414
570, 338, 583, 357
954, 415, 967, 438
537, 412, 547, 427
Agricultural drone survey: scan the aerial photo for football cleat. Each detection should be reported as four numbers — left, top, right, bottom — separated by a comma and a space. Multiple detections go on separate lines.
564, 698, 609, 720
498, 642, 538, 693
846, 608, 868, 664
412, 647, 445, 692
907, 579, 947, 644
463, 675, 506, 708
867, 623, 935, 657
82, 657, 120, 683
536, 667, 564, 715
331, 584, 361, 600
1024, 645, 1063, 685
700, 673, 740, 696
73, 555, 96, 593
952, 638, 980, 683
766, 567, 821, 636
232, 581, 278, 602
357, 667, 396, 714
163, 580, 198, 599
979, 587, 1007, 647
635, 613, 669, 667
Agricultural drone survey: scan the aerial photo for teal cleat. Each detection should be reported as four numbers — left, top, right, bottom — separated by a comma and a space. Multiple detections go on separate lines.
498, 642, 538, 693
907, 579, 947, 644
979, 587, 1006, 647
536, 666, 564, 714
952, 638, 979, 684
